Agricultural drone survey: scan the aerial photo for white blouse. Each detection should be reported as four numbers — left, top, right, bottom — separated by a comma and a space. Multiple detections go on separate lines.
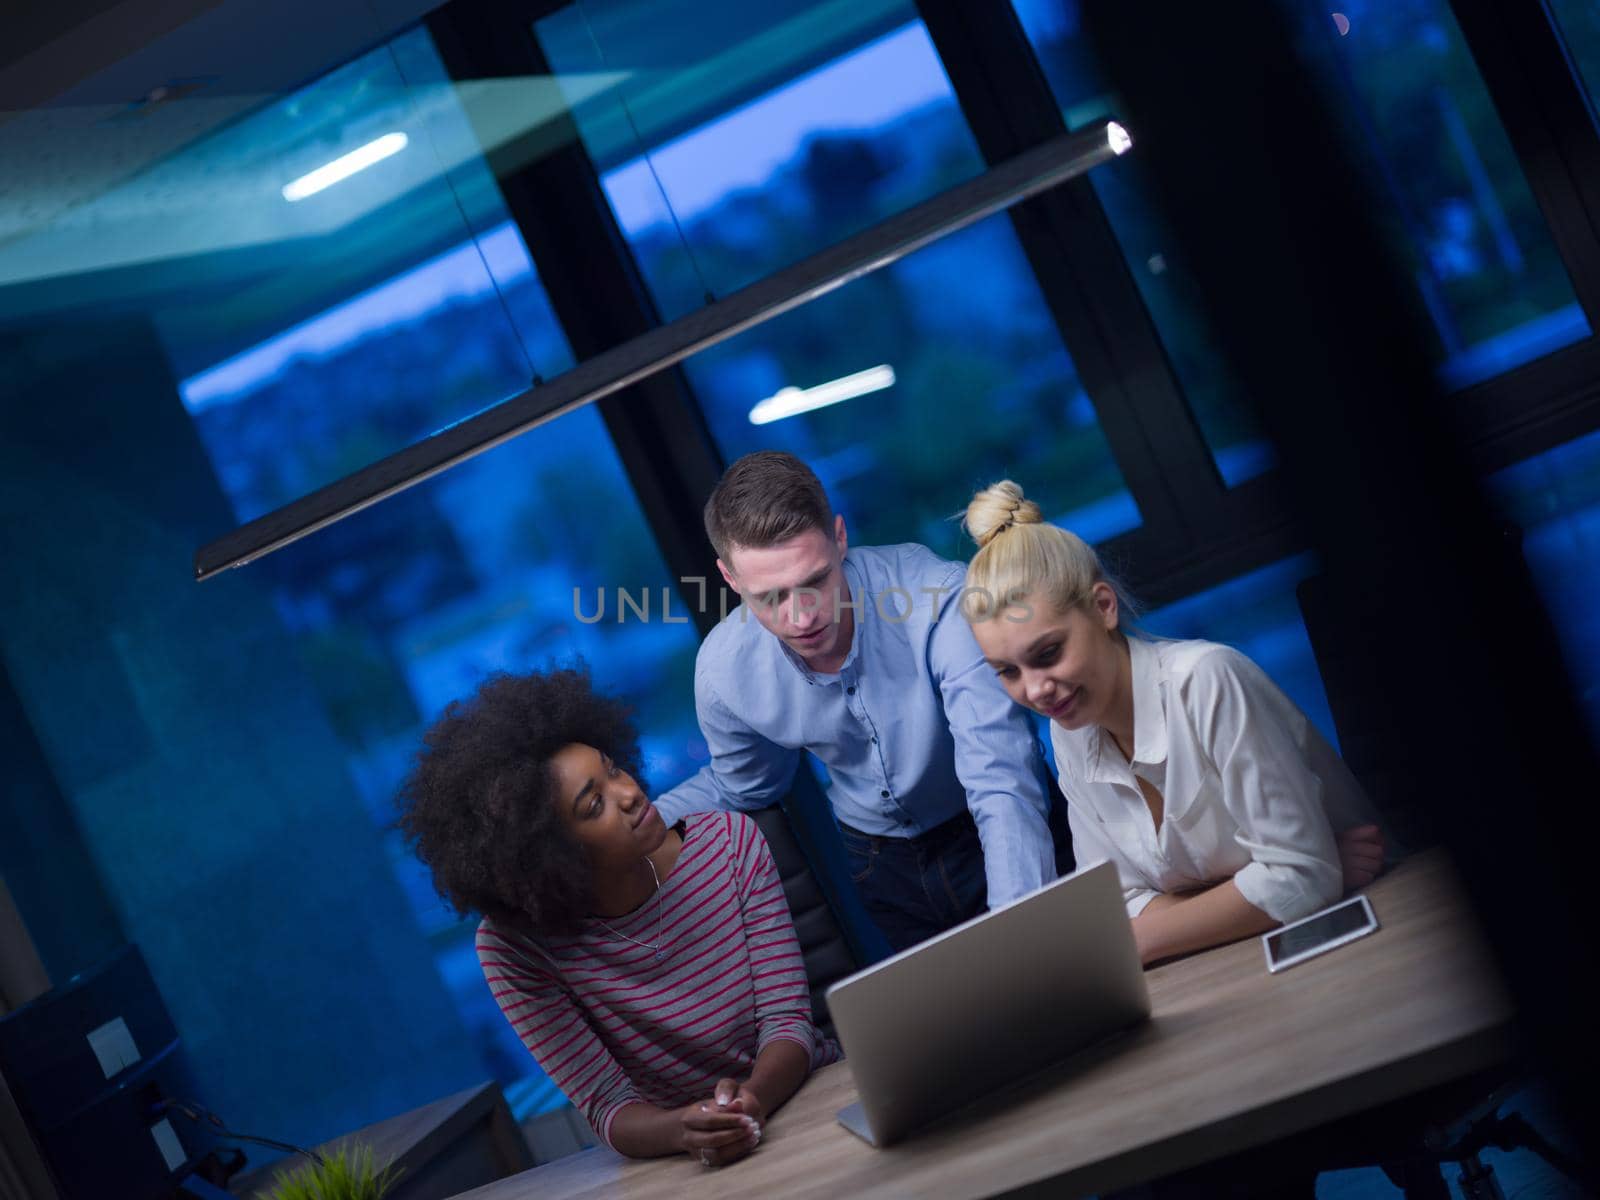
1050, 637, 1377, 924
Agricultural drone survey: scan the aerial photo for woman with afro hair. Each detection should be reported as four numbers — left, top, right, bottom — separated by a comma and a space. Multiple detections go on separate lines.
396, 666, 840, 1168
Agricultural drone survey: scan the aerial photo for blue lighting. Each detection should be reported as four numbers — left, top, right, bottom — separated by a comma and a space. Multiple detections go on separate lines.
181, 222, 536, 412
604, 23, 953, 233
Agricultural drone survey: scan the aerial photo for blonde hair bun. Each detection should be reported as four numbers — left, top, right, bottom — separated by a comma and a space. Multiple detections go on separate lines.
963, 480, 1043, 549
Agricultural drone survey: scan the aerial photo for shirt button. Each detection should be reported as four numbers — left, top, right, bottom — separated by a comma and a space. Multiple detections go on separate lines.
846, 685, 856, 695
880, 789, 890, 798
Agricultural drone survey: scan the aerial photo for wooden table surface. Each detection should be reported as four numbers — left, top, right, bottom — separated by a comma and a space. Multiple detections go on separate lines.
449, 850, 1515, 1200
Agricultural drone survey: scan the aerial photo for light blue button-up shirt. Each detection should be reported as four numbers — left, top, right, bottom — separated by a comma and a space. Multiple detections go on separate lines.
653, 543, 1057, 907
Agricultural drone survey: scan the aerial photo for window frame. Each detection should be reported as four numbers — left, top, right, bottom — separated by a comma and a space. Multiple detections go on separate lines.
192, 0, 1600, 611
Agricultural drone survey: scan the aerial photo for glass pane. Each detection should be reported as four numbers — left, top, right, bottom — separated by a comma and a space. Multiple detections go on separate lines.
233, 406, 703, 1121
1546, 1, 1600, 127
0, 28, 571, 519
540, 0, 1136, 547
683, 214, 1141, 553
1014, 0, 1594, 482
0, 19, 702, 1132
537, 2, 986, 320
1012, 0, 1276, 488
1285, 0, 1589, 388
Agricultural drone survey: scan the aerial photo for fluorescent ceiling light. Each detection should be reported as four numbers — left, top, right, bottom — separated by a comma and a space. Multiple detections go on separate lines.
748, 364, 896, 425
1107, 121, 1133, 156
282, 132, 409, 202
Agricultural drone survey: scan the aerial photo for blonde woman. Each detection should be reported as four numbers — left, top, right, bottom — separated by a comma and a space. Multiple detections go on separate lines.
961, 481, 1386, 966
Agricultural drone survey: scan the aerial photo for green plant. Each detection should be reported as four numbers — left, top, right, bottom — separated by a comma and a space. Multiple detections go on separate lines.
257, 1144, 403, 1200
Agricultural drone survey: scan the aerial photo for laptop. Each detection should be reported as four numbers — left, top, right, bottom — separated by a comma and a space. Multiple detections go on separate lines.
827, 859, 1150, 1147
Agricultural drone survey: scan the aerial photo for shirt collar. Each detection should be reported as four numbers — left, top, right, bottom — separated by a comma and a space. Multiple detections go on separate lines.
1086, 635, 1167, 778
1127, 635, 1169, 766
838, 555, 863, 672
1075, 640, 1164, 780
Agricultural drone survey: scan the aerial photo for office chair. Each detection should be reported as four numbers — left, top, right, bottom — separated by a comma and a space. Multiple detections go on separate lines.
751, 806, 859, 1039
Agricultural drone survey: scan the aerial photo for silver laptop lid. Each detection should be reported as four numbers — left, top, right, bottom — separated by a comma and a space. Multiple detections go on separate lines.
826, 859, 1149, 1146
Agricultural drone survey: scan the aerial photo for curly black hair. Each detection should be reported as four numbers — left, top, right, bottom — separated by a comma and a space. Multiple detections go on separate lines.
395, 666, 645, 936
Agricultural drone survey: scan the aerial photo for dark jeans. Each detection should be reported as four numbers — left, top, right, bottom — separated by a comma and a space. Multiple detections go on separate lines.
838, 813, 987, 952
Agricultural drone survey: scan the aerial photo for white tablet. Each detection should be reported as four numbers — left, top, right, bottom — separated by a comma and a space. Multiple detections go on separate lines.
1262, 894, 1379, 973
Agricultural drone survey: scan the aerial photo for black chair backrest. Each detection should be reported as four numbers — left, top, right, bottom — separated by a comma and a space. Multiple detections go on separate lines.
1295, 519, 1531, 853
1297, 572, 1429, 850
750, 806, 857, 1040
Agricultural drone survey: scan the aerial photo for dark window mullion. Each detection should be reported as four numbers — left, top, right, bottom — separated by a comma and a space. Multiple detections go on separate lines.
427, 0, 726, 635
914, 0, 1225, 541
1454, 336, 1600, 471
1101, 491, 1305, 611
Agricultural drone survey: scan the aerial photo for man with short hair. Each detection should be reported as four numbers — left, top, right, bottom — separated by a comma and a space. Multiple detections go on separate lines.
653, 451, 1058, 950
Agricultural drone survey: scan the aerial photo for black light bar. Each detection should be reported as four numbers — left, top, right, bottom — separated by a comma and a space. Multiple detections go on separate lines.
194, 118, 1132, 580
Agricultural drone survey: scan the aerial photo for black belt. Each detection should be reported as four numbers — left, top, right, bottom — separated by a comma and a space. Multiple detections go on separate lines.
838, 810, 977, 851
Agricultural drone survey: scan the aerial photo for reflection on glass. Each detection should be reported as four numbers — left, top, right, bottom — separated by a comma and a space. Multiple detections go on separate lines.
197, 399, 703, 1119
0, 28, 572, 517
1013, 0, 1275, 488
181, 213, 566, 522
0, 20, 703, 1124
538, 3, 985, 319
541, 1, 1137, 549
683, 215, 1140, 554
1015, 0, 1595, 483
1284, 0, 1590, 389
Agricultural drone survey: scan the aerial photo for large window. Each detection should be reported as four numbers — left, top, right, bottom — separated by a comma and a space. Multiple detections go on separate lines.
0, 20, 707, 1125
1286, 0, 1589, 389
676, 215, 1141, 552
225, 404, 704, 1118
166, 32, 706, 1118
536, 5, 982, 320
1013, 0, 1595, 483
539, 2, 1141, 549
1012, 0, 1274, 488
0, 30, 572, 514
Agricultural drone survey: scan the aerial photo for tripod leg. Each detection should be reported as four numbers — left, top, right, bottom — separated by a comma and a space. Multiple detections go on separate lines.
1492, 1112, 1600, 1195
1380, 1156, 1451, 1200
1456, 1154, 1508, 1200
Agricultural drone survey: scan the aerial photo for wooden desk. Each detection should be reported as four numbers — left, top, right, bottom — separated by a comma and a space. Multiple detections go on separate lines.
448, 850, 1514, 1199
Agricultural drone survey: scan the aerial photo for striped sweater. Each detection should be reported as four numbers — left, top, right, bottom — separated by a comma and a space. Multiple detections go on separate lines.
476, 811, 842, 1148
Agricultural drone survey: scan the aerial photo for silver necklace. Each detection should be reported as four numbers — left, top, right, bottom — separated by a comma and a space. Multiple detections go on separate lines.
593, 857, 665, 959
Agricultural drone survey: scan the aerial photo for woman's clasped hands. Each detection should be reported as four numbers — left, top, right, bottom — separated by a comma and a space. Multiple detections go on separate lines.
680, 1077, 765, 1167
